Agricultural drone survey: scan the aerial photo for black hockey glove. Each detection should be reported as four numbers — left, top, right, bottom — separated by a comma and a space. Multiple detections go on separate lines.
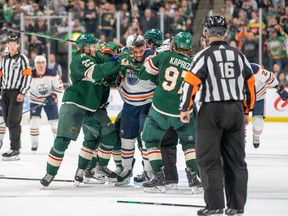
45, 93, 57, 105
276, 85, 288, 101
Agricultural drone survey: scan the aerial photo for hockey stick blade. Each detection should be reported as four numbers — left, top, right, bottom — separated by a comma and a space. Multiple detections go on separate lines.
6, 28, 75, 43
0, 175, 74, 183
117, 200, 205, 208
0, 27, 8, 36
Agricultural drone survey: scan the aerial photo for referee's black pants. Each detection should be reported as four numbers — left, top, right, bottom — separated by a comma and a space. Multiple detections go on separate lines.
196, 101, 247, 211
1, 90, 24, 151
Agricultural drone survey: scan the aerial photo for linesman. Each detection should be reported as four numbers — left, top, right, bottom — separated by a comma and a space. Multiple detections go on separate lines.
0, 34, 32, 161
180, 16, 256, 215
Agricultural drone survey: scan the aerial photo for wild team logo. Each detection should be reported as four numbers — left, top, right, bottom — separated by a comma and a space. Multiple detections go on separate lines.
12, 62, 19, 70
126, 70, 140, 85
37, 83, 50, 95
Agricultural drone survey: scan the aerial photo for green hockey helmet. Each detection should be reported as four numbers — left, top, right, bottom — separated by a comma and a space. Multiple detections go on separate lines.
144, 29, 164, 47
172, 32, 192, 50
75, 33, 100, 50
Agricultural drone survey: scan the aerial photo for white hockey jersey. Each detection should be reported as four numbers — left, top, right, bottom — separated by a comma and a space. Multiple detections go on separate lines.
120, 68, 156, 106
120, 49, 156, 106
29, 68, 64, 104
250, 63, 279, 101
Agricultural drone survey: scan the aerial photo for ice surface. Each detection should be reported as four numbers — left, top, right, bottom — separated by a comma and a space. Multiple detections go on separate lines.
0, 122, 287, 216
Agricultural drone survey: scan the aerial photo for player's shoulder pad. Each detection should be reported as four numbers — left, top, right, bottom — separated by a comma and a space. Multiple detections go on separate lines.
31, 68, 37, 77
143, 49, 156, 61
250, 63, 261, 74
45, 68, 58, 76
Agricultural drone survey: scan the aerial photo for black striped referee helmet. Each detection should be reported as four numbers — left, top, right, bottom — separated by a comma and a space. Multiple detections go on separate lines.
7, 34, 19, 43
206, 16, 228, 37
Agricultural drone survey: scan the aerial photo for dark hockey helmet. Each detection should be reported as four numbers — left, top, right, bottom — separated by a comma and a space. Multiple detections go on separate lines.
205, 15, 228, 37
144, 29, 164, 47
172, 32, 192, 50
7, 34, 19, 43
75, 33, 100, 50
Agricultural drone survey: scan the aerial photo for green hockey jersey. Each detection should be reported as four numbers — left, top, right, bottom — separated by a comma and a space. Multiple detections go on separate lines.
62, 52, 120, 112
137, 51, 192, 116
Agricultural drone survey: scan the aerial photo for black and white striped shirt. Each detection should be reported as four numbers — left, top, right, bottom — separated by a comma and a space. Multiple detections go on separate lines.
0, 53, 32, 94
180, 41, 255, 112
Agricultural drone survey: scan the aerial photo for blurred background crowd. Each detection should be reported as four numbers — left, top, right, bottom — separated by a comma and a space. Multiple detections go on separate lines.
0, 0, 287, 86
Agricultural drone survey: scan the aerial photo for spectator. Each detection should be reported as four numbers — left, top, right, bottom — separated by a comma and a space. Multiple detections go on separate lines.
28, 35, 46, 59
139, 8, 158, 34
170, 9, 186, 35
274, 63, 288, 86
34, 18, 48, 45
98, 2, 116, 41
48, 53, 63, 78
83, 0, 98, 34
267, 29, 286, 70
242, 31, 259, 63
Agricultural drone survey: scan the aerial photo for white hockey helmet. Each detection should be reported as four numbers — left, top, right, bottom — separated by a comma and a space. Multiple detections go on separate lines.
156, 38, 172, 53
34, 55, 47, 63
126, 34, 145, 48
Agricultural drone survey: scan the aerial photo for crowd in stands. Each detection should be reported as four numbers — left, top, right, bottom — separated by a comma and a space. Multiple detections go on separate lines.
0, 0, 198, 83
0, 0, 287, 85
220, 0, 288, 85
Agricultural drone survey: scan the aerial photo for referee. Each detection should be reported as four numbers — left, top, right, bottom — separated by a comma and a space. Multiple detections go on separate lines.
0, 34, 32, 161
180, 16, 256, 215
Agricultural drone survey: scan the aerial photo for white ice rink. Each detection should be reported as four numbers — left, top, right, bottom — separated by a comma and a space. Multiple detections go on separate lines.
0, 122, 287, 216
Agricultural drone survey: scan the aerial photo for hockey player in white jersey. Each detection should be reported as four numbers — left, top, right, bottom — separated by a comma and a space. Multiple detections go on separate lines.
250, 63, 288, 148
29, 55, 64, 151
116, 34, 156, 185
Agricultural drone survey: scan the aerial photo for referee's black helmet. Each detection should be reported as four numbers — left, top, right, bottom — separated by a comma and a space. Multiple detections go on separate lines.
205, 16, 228, 37
7, 34, 19, 43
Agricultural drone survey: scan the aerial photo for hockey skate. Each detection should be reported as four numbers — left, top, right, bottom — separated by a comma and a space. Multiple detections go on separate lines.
94, 164, 119, 182
115, 169, 133, 186
165, 183, 178, 190
83, 168, 105, 184
74, 168, 85, 186
253, 135, 260, 148
40, 173, 54, 188
197, 208, 223, 215
143, 167, 166, 193
115, 158, 136, 186
185, 167, 203, 194
2, 150, 20, 161
114, 165, 124, 175
31, 142, 38, 151
225, 208, 244, 215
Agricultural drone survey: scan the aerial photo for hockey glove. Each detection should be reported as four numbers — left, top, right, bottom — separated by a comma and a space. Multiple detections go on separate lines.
45, 93, 57, 105
276, 85, 288, 101
110, 55, 120, 61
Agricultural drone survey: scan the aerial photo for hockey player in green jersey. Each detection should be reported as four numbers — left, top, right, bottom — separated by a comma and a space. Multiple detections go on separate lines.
136, 32, 202, 193
82, 41, 124, 184
40, 33, 123, 188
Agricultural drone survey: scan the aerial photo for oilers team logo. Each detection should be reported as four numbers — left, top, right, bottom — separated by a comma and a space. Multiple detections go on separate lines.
37, 83, 50, 96
12, 62, 19, 70
126, 70, 140, 85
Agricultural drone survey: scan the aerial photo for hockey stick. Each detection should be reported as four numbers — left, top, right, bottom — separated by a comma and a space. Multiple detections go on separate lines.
0, 27, 75, 43
0, 100, 47, 126
0, 175, 74, 182
117, 200, 205, 208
